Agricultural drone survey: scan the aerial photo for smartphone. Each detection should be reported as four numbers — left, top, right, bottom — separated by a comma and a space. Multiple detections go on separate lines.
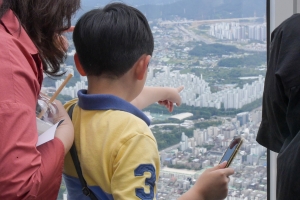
219, 136, 243, 167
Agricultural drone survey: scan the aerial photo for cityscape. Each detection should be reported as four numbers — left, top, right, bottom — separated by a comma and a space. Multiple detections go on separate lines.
48, 1, 268, 200
154, 107, 267, 200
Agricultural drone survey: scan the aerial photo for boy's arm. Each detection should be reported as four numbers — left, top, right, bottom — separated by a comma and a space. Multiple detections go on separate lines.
131, 86, 184, 111
178, 162, 234, 200
111, 133, 160, 200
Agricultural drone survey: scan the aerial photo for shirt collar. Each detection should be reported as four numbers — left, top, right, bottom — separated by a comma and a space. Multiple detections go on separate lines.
1, 9, 38, 54
77, 89, 151, 126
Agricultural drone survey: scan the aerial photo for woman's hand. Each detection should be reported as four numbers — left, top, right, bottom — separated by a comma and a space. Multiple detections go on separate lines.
52, 100, 74, 155
55, 26, 75, 52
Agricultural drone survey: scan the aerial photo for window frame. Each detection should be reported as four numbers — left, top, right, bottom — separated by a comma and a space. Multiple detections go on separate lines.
267, 0, 300, 199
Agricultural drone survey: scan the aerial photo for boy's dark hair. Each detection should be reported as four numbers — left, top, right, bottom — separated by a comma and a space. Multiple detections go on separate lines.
73, 3, 154, 77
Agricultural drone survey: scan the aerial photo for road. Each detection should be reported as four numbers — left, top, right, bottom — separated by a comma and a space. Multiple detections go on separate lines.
159, 17, 261, 25
177, 25, 214, 43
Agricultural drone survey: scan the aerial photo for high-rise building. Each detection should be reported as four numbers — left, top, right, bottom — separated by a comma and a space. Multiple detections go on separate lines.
237, 112, 250, 126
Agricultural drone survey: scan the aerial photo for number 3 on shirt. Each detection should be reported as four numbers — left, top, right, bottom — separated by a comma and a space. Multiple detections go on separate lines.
134, 164, 156, 200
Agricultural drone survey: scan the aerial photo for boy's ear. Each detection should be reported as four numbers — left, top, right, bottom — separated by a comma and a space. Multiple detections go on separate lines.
135, 55, 151, 80
74, 53, 86, 76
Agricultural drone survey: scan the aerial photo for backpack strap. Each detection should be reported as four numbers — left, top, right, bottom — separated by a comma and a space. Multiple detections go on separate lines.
67, 103, 99, 200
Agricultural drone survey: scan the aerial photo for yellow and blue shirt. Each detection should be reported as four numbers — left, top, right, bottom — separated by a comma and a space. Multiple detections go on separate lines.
63, 90, 160, 200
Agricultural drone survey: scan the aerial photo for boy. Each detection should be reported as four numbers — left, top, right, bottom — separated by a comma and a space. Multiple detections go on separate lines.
63, 3, 234, 200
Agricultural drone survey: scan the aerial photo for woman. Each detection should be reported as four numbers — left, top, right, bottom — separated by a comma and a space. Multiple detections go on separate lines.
0, 0, 80, 199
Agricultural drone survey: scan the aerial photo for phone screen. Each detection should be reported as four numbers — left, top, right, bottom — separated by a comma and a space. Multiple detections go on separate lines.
219, 136, 242, 166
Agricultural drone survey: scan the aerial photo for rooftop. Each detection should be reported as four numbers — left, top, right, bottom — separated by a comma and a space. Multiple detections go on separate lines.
169, 112, 193, 120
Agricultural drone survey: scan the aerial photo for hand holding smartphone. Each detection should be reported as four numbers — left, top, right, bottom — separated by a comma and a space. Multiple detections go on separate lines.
219, 136, 243, 167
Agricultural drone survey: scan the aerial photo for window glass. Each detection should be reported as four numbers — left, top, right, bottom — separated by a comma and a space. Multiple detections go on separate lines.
49, 1, 267, 199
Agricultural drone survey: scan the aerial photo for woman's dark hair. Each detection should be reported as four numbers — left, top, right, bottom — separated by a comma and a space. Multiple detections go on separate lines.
73, 3, 154, 77
0, 0, 80, 76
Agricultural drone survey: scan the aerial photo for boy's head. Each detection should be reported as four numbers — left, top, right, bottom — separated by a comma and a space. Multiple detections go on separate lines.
73, 3, 154, 78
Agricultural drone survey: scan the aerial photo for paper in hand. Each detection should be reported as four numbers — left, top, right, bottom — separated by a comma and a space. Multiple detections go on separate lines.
36, 119, 64, 146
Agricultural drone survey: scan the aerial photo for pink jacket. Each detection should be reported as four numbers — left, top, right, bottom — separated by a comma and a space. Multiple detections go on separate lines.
0, 9, 65, 199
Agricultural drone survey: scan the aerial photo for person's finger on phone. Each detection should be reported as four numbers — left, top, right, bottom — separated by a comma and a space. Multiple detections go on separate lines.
207, 162, 234, 176
225, 167, 234, 176
208, 161, 227, 171
218, 161, 227, 168
188, 162, 234, 200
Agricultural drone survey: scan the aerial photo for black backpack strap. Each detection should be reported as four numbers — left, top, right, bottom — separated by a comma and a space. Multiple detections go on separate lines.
67, 103, 98, 200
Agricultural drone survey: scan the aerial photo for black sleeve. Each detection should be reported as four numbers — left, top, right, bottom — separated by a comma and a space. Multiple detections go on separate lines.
285, 86, 300, 139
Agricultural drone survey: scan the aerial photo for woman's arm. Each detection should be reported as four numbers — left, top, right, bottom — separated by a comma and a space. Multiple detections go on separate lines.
0, 15, 73, 198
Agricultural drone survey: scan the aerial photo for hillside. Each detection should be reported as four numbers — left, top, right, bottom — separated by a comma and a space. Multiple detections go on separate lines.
138, 0, 266, 20
77, 0, 266, 20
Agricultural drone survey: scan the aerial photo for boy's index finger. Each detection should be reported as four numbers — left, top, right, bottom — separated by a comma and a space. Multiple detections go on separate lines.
177, 86, 184, 93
